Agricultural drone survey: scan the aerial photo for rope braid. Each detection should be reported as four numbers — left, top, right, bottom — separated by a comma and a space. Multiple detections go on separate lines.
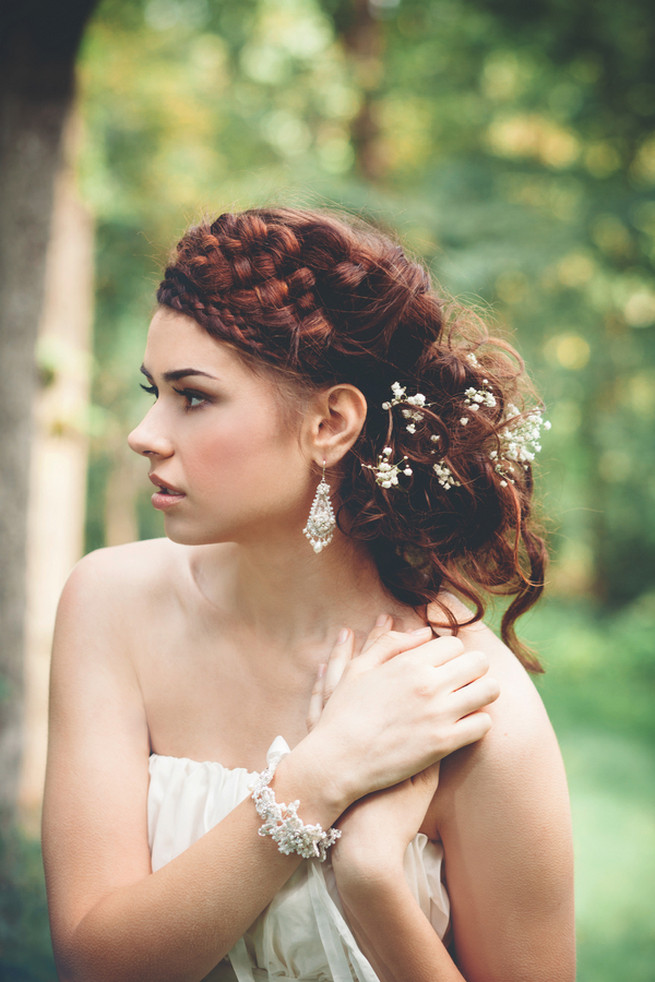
157, 207, 548, 671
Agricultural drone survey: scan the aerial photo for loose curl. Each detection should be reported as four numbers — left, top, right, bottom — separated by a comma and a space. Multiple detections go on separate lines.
157, 207, 548, 671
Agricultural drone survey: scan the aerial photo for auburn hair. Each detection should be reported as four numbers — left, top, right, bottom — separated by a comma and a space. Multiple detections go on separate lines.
157, 207, 548, 671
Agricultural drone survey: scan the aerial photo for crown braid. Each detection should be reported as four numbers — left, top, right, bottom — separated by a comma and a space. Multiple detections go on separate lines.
157, 207, 547, 670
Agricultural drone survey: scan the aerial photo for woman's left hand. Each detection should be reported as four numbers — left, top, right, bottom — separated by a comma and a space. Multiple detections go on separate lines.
331, 764, 440, 881
307, 615, 440, 878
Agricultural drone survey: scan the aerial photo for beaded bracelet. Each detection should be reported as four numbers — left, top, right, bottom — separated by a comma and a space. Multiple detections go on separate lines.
251, 754, 341, 862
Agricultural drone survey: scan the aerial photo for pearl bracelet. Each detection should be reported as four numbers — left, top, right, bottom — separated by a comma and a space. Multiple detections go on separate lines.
251, 753, 341, 862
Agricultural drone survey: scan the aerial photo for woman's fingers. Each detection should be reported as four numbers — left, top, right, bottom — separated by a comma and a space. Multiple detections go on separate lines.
449, 673, 500, 720
449, 710, 493, 751
360, 613, 393, 654
322, 628, 354, 702
432, 647, 490, 686
412, 634, 468, 669
306, 662, 326, 731
358, 625, 434, 668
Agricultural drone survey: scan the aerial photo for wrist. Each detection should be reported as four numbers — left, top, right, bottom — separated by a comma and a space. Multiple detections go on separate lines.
333, 855, 407, 903
332, 821, 409, 874
274, 736, 350, 826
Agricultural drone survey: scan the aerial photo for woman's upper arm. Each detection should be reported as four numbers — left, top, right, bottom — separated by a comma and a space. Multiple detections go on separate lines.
435, 629, 575, 982
43, 549, 152, 952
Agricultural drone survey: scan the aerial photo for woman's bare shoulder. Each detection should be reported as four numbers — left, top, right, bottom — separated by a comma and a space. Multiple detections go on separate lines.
430, 591, 548, 729
430, 593, 567, 832
61, 538, 187, 609
68, 536, 184, 579
428, 595, 575, 979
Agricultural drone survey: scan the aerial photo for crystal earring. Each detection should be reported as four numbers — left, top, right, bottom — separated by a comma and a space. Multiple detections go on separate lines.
303, 461, 336, 554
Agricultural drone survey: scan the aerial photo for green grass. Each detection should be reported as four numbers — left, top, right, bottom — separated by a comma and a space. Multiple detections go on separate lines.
1, 597, 653, 980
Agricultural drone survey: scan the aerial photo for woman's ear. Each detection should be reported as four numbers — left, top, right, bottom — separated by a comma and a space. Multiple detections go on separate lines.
304, 384, 367, 466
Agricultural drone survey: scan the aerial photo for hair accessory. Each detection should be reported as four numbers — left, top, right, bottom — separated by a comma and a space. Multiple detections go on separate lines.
372, 380, 550, 493
363, 446, 413, 488
303, 461, 336, 553
251, 751, 342, 861
492, 404, 551, 487
382, 382, 428, 433
432, 460, 461, 490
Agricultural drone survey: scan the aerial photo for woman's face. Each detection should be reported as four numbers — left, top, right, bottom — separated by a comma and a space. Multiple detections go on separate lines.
128, 308, 314, 546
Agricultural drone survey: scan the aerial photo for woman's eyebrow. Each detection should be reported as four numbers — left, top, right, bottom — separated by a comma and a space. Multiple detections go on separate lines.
139, 364, 220, 383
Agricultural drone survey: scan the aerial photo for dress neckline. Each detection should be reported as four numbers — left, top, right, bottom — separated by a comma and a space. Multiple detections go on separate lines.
149, 735, 291, 775
149, 752, 257, 774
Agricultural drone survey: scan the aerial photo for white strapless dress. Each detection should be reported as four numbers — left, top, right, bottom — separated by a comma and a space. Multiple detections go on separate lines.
148, 737, 450, 982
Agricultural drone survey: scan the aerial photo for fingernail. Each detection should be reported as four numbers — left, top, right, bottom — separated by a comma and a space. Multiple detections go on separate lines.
337, 627, 349, 644
375, 614, 389, 627
411, 626, 432, 635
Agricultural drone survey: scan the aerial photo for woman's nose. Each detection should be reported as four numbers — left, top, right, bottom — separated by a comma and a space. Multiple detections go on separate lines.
128, 407, 173, 458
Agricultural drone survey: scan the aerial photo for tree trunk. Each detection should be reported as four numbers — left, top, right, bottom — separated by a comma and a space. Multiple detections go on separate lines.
0, 0, 98, 827
21, 113, 94, 826
331, 0, 386, 181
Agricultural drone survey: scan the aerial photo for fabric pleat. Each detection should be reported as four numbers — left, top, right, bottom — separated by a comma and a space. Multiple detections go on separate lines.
148, 738, 450, 982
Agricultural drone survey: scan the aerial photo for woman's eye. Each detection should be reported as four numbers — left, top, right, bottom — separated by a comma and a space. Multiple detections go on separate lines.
175, 388, 208, 410
140, 383, 158, 398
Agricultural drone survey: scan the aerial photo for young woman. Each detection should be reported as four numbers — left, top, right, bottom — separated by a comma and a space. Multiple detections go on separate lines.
42, 207, 575, 982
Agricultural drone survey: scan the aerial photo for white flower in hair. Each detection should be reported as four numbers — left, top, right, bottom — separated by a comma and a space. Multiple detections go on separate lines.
433, 460, 461, 490
463, 381, 496, 411
492, 404, 551, 485
383, 382, 429, 430
363, 446, 413, 489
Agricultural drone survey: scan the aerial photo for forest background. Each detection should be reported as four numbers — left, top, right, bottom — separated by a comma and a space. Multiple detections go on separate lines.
1, 0, 654, 979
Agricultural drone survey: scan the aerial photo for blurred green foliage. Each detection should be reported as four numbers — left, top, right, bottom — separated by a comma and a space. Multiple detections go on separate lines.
78, 0, 655, 613
0, 827, 55, 981
526, 599, 655, 982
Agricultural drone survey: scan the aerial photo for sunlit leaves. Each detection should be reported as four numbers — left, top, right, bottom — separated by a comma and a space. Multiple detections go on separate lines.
79, 0, 655, 602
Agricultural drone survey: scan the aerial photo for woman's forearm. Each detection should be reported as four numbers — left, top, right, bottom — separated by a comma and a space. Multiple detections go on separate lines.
54, 745, 346, 982
337, 867, 466, 982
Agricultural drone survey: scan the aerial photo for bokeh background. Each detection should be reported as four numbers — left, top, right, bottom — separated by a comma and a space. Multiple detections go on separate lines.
1, 0, 654, 979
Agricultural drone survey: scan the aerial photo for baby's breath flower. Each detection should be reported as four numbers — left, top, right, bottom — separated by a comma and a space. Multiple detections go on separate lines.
370, 381, 550, 496
433, 461, 461, 490
464, 383, 496, 411
384, 384, 428, 414
493, 405, 551, 485
364, 449, 412, 489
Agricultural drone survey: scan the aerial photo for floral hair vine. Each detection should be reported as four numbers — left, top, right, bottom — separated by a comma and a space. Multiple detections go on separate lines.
362, 446, 413, 489
365, 380, 550, 491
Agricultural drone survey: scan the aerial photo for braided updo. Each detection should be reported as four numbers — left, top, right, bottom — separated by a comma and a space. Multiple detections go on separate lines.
157, 207, 548, 671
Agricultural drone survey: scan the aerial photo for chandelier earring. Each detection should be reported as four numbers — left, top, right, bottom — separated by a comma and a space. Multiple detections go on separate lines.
303, 460, 336, 554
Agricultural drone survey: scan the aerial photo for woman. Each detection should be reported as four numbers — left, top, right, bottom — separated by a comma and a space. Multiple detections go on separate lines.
42, 207, 574, 982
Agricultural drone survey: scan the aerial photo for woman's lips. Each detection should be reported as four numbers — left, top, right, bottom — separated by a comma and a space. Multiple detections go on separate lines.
151, 490, 185, 510
148, 474, 186, 510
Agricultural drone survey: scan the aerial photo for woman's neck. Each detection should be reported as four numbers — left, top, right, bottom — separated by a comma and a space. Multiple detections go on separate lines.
188, 529, 420, 650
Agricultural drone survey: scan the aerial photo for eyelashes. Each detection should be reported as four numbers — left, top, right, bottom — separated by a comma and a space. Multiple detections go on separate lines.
139, 382, 208, 410
175, 388, 209, 409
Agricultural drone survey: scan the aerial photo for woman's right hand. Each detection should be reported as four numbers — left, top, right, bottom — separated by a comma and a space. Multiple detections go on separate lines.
300, 618, 500, 809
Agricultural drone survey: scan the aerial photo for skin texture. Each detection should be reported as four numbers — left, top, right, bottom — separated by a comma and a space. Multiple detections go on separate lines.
42, 309, 575, 982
